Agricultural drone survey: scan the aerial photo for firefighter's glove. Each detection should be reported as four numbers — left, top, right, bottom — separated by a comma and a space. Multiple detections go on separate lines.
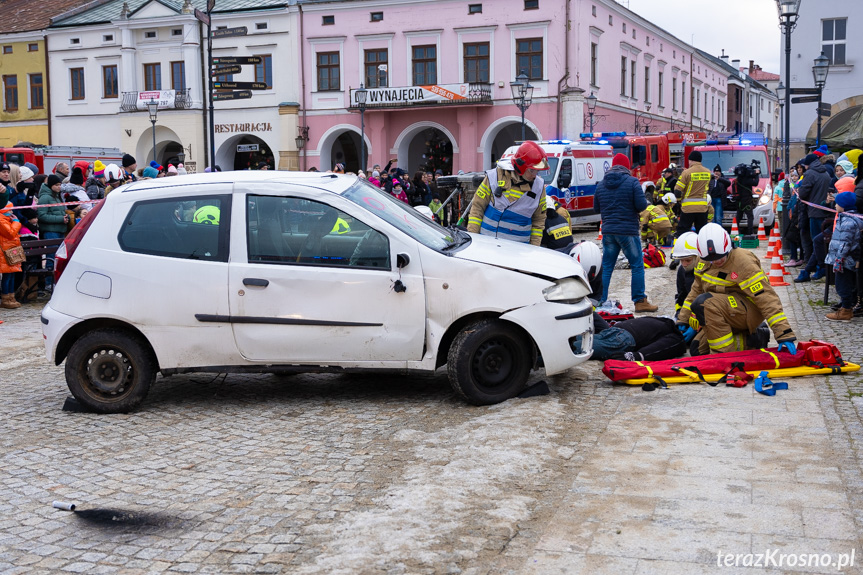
682, 327, 697, 343
642, 224, 649, 232
777, 340, 797, 355
688, 316, 701, 331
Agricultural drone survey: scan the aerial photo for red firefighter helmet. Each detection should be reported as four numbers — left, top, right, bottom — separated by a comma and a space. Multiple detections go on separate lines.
511, 141, 549, 175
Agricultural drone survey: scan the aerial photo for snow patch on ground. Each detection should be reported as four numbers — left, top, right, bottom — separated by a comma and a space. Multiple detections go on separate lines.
296, 398, 568, 574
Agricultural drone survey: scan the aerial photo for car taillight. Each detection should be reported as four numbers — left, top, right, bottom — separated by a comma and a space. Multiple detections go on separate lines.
54, 199, 106, 285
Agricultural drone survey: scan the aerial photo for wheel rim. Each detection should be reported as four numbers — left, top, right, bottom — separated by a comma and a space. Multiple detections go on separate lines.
84, 349, 133, 398
471, 337, 517, 391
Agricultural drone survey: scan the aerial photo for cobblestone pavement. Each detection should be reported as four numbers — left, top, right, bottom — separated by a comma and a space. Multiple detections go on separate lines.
1, 234, 861, 574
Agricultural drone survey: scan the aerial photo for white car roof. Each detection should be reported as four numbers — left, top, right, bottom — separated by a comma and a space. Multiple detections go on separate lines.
117, 171, 357, 197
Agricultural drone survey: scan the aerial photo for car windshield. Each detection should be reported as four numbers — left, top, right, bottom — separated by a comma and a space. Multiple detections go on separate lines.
698, 150, 769, 177
343, 178, 460, 251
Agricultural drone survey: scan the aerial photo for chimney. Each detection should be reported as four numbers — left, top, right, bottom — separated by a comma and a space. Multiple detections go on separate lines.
732, 59, 741, 70
749, 60, 755, 73
720, 49, 729, 62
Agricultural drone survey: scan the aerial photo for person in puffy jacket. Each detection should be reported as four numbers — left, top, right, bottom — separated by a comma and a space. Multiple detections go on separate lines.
0, 200, 23, 309
824, 192, 863, 321
85, 160, 107, 200
593, 153, 656, 312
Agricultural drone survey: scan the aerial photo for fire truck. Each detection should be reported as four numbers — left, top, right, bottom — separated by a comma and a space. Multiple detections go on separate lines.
579, 131, 707, 186
684, 133, 775, 229
0, 145, 124, 175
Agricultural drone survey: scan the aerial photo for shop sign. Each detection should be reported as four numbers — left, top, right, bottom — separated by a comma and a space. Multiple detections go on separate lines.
136, 90, 177, 110
215, 122, 273, 134
238, 144, 259, 152
350, 83, 471, 106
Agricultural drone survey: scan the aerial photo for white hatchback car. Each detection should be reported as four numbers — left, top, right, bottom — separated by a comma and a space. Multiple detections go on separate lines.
42, 172, 594, 413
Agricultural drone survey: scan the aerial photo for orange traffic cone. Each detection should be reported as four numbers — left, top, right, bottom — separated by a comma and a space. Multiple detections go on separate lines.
769, 247, 789, 286
767, 223, 779, 259
597, 222, 603, 241
757, 217, 768, 242
731, 217, 739, 240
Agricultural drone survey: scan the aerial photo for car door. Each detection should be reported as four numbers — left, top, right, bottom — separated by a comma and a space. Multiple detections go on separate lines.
227, 184, 427, 364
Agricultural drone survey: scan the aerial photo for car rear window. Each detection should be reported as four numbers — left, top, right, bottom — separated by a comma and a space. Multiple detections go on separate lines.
117, 195, 230, 261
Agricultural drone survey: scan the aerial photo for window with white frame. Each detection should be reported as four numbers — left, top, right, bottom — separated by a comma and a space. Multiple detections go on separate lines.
658, 71, 664, 107
822, 18, 846, 65
620, 56, 627, 96
590, 42, 598, 86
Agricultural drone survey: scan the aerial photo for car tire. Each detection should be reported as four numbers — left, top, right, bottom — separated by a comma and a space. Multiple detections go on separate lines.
447, 319, 531, 405
65, 329, 157, 414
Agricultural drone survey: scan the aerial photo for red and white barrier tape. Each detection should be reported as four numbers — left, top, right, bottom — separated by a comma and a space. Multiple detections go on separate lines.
798, 199, 863, 220
1, 199, 100, 211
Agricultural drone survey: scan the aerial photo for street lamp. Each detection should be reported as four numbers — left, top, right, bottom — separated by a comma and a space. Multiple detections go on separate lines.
295, 126, 308, 151
812, 52, 830, 146
634, 103, 651, 134
147, 99, 159, 166
586, 92, 598, 133
355, 83, 368, 172
777, 0, 800, 183
510, 71, 534, 141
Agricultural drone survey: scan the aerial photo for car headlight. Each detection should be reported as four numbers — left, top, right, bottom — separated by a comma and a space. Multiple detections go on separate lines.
543, 276, 592, 303
758, 186, 772, 206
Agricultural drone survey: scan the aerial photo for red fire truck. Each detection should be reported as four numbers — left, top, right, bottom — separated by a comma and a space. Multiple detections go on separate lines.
579, 131, 707, 186
0, 145, 123, 175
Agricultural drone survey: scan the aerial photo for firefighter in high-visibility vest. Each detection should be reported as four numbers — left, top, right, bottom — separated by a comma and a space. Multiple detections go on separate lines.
674, 151, 712, 237
467, 141, 547, 246
640, 193, 675, 246
541, 195, 573, 249
655, 167, 677, 204
677, 223, 797, 355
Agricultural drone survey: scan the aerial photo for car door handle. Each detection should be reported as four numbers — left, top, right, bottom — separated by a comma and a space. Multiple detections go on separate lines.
243, 278, 269, 287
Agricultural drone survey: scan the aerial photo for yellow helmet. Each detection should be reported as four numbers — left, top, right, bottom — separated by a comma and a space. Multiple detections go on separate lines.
193, 205, 220, 225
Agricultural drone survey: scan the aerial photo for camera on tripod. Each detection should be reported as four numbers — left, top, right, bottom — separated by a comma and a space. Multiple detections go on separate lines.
733, 159, 760, 181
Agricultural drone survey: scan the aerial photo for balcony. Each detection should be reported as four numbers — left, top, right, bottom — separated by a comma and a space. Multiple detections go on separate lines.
120, 89, 192, 112
348, 83, 492, 110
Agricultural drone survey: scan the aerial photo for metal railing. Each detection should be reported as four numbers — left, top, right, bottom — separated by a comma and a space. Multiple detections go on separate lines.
120, 89, 192, 112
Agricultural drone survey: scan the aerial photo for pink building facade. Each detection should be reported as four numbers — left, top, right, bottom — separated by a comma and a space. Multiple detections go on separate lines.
297, 0, 729, 175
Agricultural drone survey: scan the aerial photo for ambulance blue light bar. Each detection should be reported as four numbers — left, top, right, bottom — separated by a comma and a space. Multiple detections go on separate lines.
579, 131, 626, 139
546, 140, 573, 145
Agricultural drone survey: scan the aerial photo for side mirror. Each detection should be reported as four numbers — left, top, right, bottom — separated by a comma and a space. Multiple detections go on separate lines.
396, 253, 410, 268
557, 173, 572, 189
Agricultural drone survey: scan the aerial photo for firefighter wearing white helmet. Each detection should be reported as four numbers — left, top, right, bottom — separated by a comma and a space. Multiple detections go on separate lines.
467, 141, 548, 246
569, 241, 602, 300
671, 232, 699, 316
639, 193, 673, 246
677, 223, 797, 355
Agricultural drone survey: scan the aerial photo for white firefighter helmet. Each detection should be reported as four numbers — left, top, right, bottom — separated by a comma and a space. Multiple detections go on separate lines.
668, 163, 677, 170
671, 232, 699, 259
545, 194, 556, 211
569, 240, 602, 281
642, 181, 656, 194
661, 192, 677, 205
696, 222, 732, 261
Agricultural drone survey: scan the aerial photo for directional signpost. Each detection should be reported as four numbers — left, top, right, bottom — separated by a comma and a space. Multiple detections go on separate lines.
212, 26, 248, 38
213, 56, 261, 66
213, 81, 267, 91
213, 91, 252, 101
211, 65, 242, 76
789, 88, 820, 95
791, 95, 820, 104
818, 103, 832, 117
194, 8, 209, 26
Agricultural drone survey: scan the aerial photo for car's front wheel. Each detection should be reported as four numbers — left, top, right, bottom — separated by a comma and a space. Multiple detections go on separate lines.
65, 329, 157, 413
447, 319, 532, 405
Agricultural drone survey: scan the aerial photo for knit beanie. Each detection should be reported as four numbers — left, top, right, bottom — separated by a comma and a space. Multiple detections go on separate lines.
688, 150, 703, 163
835, 191, 857, 210
122, 154, 136, 168
93, 160, 106, 178
800, 153, 820, 167
142, 166, 159, 179
813, 144, 829, 157
177, 163, 187, 175
70, 167, 85, 186
150, 160, 163, 171
611, 153, 631, 170
835, 177, 856, 193
46, 174, 63, 188
167, 164, 178, 174
836, 159, 854, 175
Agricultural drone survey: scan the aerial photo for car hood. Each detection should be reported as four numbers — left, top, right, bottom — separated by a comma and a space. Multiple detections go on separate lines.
454, 234, 587, 281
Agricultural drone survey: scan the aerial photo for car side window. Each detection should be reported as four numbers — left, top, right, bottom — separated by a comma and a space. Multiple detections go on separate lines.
118, 195, 230, 262
247, 195, 390, 269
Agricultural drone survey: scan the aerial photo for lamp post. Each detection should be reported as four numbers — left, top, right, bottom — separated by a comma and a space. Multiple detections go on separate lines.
147, 99, 159, 165
634, 103, 651, 134
355, 84, 368, 172
777, 0, 800, 181
586, 92, 598, 133
510, 71, 534, 141
812, 52, 830, 146
776, 82, 786, 165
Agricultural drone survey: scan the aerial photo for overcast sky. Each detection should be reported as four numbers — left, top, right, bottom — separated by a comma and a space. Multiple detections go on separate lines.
624, 0, 782, 73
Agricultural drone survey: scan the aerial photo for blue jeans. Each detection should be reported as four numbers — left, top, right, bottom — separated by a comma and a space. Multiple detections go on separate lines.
42, 231, 65, 288
1, 272, 15, 295
601, 234, 646, 304
591, 327, 636, 360
712, 197, 724, 224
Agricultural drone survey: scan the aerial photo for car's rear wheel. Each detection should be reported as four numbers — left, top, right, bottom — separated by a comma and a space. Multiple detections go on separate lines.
65, 329, 156, 414
447, 319, 531, 405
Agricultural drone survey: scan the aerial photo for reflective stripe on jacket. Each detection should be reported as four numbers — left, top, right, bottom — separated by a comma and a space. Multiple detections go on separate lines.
468, 167, 545, 244
675, 162, 711, 213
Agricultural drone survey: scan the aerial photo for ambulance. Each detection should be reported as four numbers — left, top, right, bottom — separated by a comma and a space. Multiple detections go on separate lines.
500, 140, 613, 225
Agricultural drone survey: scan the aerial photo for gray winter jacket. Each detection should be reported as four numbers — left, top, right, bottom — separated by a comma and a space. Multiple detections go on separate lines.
825, 210, 863, 270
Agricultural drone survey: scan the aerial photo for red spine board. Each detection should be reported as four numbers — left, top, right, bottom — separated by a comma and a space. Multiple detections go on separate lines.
602, 341, 844, 382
